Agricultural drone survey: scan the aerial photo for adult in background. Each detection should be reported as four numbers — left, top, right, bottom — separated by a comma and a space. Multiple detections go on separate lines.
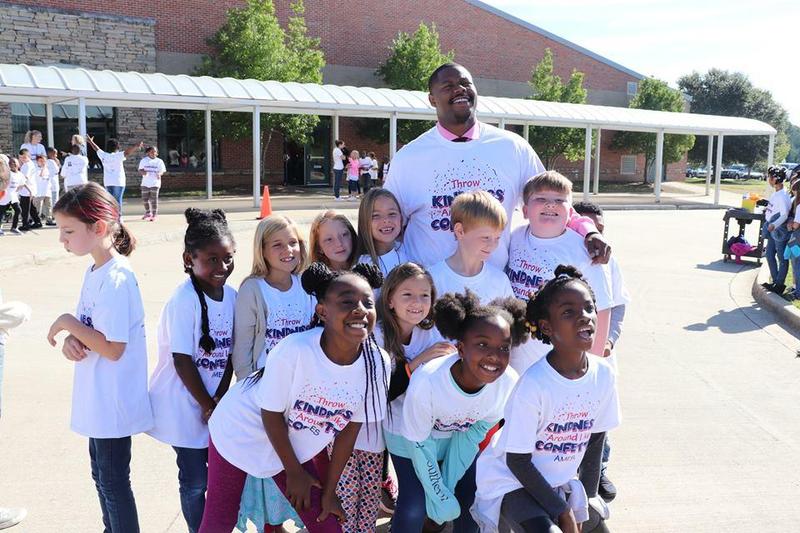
86, 136, 143, 218
332, 139, 345, 200
19, 130, 47, 160
384, 63, 610, 269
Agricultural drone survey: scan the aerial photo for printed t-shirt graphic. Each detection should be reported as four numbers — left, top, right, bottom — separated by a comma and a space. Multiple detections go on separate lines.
256, 275, 316, 369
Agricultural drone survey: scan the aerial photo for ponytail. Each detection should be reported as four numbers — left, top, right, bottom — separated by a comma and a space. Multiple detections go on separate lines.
112, 223, 136, 256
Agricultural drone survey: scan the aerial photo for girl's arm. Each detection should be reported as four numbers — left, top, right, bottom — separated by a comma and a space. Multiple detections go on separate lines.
173, 353, 217, 421
47, 313, 125, 361
318, 421, 361, 523
123, 142, 143, 157
262, 409, 320, 510
212, 356, 234, 401
578, 432, 606, 499
506, 452, 571, 524
86, 136, 100, 152
231, 280, 260, 379
407, 342, 456, 373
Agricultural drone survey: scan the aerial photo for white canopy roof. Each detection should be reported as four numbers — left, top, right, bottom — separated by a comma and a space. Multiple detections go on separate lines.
0, 63, 776, 137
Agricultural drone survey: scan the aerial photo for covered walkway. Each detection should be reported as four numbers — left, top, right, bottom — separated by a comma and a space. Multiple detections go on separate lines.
0, 63, 777, 205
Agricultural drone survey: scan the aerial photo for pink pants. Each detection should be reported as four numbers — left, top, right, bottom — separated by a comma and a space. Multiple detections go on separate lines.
199, 438, 342, 533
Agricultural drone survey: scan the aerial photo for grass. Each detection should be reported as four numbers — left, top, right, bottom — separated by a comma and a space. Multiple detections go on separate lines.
686, 176, 768, 196
571, 181, 654, 194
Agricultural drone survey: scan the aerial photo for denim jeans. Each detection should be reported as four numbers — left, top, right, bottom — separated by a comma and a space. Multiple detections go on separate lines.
390, 453, 478, 533
89, 437, 140, 533
333, 169, 343, 198
766, 234, 789, 286
173, 446, 208, 533
106, 186, 125, 215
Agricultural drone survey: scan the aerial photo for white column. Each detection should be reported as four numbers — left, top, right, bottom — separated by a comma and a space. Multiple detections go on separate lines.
593, 128, 602, 195
705, 135, 713, 196
252, 105, 261, 208
582, 126, 592, 202
767, 134, 775, 167
205, 108, 212, 200
654, 130, 665, 203
45, 103, 54, 148
498, 118, 506, 130
389, 112, 398, 159
523, 123, 529, 143
332, 113, 340, 142
78, 97, 87, 138
714, 134, 724, 205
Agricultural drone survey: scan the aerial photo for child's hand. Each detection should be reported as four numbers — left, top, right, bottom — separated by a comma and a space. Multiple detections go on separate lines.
558, 509, 580, 533
47, 313, 77, 347
585, 233, 611, 265
286, 467, 322, 511
418, 342, 456, 363
768, 224, 775, 232
317, 489, 345, 524
603, 341, 613, 357
62, 334, 88, 362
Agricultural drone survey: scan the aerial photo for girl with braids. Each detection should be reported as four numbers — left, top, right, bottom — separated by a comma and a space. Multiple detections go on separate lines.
309, 210, 359, 271
473, 265, 621, 533
386, 290, 526, 533
46, 182, 152, 532
147, 208, 237, 533
199, 262, 389, 533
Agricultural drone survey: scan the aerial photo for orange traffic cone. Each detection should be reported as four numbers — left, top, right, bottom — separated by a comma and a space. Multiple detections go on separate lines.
258, 185, 272, 219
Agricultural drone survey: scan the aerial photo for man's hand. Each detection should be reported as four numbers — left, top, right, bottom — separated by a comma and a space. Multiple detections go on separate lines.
585, 233, 611, 265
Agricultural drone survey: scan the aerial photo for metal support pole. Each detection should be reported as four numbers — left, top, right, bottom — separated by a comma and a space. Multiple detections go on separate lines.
523, 123, 529, 143
78, 98, 87, 156
654, 130, 664, 203
45, 103, 54, 148
498, 118, 506, 130
714, 134, 724, 206
767, 134, 775, 168
593, 128, 602, 195
253, 105, 261, 208
205, 108, 212, 200
389, 112, 398, 160
582, 126, 592, 202
333, 113, 340, 142
705, 135, 713, 196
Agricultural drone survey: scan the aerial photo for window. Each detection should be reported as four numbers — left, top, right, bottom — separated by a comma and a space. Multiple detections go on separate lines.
620, 155, 636, 175
157, 110, 220, 171
11, 103, 116, 172
627, 82, 638, 96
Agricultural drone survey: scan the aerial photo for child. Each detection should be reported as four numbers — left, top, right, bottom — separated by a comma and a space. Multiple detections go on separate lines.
761, 166, 791, 294
46, 147, 61, 206
139, 146, 167, 221
47, 183, 153, 531
32, 154, 55, 226
0, 158, 23, 235
346, 150, 361, 199
17, 149, 41, 231
87, 135, 143, 216
147, 208, 237, 533
356, 188, 407, 277
309, 210, 358, 271
473, 265, 621, 533
232, 215, 314, 533
359, 151, 373, 194
427, 190, 514, 304
386, 290, 526, 533
368, 152, 379, 189
198, 263, 389, 533
20, 129, 47, 160
61, 144, 90, 192
506, 171, 613, 374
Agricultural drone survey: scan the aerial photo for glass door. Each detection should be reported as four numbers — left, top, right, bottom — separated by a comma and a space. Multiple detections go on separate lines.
304, 116, 331, 186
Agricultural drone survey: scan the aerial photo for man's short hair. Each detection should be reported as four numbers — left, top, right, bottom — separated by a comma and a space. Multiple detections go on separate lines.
523, 171, 573, 204
428, 62, 466, 92
335, 139, 343, 147
572, 201, 603, 217
450, 190, 507, 232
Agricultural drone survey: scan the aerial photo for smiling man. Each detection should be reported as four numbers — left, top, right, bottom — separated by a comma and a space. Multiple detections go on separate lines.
384, 63, 608, 269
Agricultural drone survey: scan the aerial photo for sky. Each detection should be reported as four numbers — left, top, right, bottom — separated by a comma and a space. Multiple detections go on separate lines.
482, 0, 799, 124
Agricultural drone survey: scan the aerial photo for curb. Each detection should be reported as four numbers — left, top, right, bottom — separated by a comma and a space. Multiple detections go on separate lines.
752, 262, 800, 333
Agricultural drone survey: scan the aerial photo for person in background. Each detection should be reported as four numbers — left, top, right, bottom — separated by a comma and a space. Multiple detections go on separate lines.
61, 145, 90, 192
359, 151, 373, 195
46, 147, 61, 207
139, 147, 167, 222
86, 136, 143, 217
368, 152, 379, 190
332, 140, 345, 200
19, 130, 47, 160
0, 157, 24, 236
17, 149, 41, 231
32, 154, 55, 226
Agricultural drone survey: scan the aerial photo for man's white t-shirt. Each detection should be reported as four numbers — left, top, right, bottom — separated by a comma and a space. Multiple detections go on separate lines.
148, 280, 236, 448
98, 149, 127, 187
139, 157, 167, 188
208, 328, 389, 478
71, 256, 154, 438
62, 155, 90, 188
17, 161, 36, 197
427, 259, 514, 304
385, 122, 545, 268
333, 147, 344, 171
476, 355, 619, 505
255, 275, 317, 369
506, 225, 613, 374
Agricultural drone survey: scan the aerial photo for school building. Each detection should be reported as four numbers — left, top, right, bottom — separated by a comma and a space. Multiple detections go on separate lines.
0, 0, 686, 190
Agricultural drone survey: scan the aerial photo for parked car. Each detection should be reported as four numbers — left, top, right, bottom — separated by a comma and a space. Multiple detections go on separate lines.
779, 162, 798, 176
721, 164, 764, 180
686, 166, 709, 178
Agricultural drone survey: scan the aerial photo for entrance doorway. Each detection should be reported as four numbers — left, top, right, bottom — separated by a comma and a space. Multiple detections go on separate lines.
281, 116, 331, 187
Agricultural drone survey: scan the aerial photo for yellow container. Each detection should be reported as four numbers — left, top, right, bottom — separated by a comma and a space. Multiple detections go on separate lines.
741, 198, 756, 212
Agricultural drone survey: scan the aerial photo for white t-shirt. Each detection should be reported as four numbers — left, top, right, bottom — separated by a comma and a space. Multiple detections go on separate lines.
208, 328, 389, 478
98, 149, 127, 187
61, 155, 90, 188
401, 354, 517, 442
357, 243, 408, 279
506, 225, 614, 374
385, 122, 545, 268
359, 156, 372, 175
428, 259, 514, 304
476, 355, 620, 503
139, 157, 167, 188
148, 280, 237, 448
765, 189, 791, 227
369, 158, 379, 180
255, 275, 317, 369
609, 256, 630, 308
20, 142, 46, 160
71, 256, 154, 438
34, 164, 52, 197
0, 171, 24, 205
47, 159, 60, 190
18, 161, 36, 197
333, 147, 344, 170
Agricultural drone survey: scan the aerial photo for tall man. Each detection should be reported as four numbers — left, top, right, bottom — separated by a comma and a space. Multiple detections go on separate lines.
385, 63, 609, 268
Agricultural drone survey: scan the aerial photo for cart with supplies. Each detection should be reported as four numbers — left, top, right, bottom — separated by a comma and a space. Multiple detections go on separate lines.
722, 208, 766, 264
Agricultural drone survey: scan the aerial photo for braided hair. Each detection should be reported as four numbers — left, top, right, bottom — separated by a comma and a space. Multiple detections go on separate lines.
525, 265, 596, 345
183, 207, 234, 354
434, 289, 529, 347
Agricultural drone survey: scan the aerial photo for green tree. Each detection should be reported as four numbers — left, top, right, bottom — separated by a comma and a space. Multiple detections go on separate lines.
358, 22, 454, 145
611, 77, 695, 182
787, 123, 800, 163
195, 0, 324, 178
527, 48, 589, 169
678, 69, 788, 168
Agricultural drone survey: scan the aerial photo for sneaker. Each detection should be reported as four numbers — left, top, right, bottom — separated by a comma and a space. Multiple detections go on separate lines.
598, 472, 617, 502
18, 226, 30, 232
379, 486, 396, 515
0, 507, 27, 530
141, 214, 151, 220
761, 282, 774, 290
45, 220, 56, 226
10, 229, 22, 235
769, 283, 786, 295
149, 215, 157, 222
31, 223, 42, 229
